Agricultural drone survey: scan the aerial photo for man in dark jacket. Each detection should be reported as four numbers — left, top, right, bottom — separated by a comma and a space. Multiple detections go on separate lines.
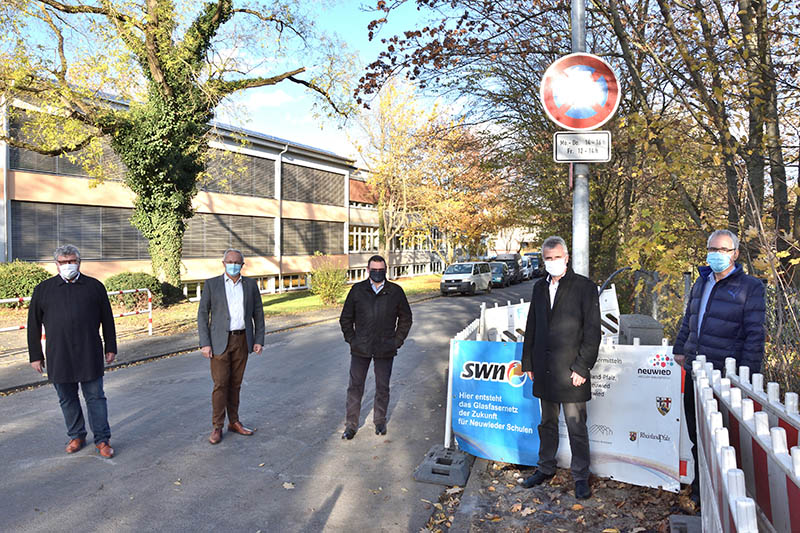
520, 236, 601, 500
673, 229, 765, 505
27, 244, 117, 458
339, 255, 413, 440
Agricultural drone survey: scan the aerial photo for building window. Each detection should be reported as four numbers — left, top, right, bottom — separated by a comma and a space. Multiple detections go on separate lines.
282, 219, 344, 256
182, 213, 275, 259
282, 163, 344, 206
349, 201, 376, 209
202, 149, 275, 198
8, 111, 126, 180
11, 201, 149, 260
10, 201, 275, 261
348, 225, 379, 252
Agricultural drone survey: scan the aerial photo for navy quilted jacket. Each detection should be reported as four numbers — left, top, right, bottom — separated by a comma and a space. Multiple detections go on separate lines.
673, 264, 765, 372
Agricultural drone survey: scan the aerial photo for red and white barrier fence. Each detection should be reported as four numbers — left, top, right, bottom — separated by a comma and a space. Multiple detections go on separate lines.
0, 288, 153, 336
693, 356, 800, 533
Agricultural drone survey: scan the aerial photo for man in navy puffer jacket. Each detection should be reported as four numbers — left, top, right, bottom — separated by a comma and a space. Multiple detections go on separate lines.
673, 229, 765, 506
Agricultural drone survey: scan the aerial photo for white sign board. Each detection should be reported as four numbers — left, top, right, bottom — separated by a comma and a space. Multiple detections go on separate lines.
556, 341, 682, 492
553, 131, 611, 163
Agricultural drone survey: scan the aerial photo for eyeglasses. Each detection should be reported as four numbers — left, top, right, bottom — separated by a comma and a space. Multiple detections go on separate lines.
56, 259, 79, 265
224, 262, 244, 266
369, 269, 386, 273
707, 247, 734, 253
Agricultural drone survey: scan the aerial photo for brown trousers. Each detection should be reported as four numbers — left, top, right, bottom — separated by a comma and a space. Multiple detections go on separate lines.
210, 332, 249, 429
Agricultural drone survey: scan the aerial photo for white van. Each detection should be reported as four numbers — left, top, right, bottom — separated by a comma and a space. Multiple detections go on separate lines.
440, 261, 492, 295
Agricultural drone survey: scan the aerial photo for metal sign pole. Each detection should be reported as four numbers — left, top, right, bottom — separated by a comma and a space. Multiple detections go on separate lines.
571, 0, 590, 277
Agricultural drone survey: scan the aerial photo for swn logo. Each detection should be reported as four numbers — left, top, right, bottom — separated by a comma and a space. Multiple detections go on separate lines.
460, 360, 527, 388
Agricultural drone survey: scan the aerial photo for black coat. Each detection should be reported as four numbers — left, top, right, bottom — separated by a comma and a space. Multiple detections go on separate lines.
27, 274, 117, 384
339, 279, 413, 358
521, 269, 601, 403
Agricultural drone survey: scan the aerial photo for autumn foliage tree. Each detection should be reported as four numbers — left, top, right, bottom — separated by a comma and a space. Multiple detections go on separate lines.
0, 0, 354, 284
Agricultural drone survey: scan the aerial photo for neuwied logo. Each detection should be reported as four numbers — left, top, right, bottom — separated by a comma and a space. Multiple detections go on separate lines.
637, 353, 675, 377
460, 360, 527, 388
656, 396, 672, 416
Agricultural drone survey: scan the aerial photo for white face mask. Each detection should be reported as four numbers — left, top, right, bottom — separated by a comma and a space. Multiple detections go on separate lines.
59, 263, 79, 280
544, 258, 567, 278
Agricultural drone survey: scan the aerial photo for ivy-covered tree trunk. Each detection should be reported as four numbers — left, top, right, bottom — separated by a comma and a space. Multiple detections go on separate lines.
114, 92, 209, 285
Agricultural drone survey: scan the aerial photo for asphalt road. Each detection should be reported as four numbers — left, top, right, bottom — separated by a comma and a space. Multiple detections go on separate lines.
0, 280, 533, 533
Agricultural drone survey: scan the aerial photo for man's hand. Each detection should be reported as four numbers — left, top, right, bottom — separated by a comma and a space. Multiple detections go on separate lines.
201, 346, 213, 359
571, 371, 586, 387
674, 354, 686, 366
526, 371, 534, 380
253, 344, 263, 355
105, 352, 116, 364
31, 360, 44, 374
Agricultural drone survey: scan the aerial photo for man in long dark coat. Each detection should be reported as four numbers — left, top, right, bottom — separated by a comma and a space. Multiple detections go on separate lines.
520, 236, 601, 499
27, 244, 117, 458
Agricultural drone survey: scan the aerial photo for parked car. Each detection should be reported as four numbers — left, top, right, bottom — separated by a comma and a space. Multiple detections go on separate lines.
440, 261, 492, 295
493, 253, 523, 284
490, 261, 511, 288
520, 257, 534, 280
524, 252, 546, 278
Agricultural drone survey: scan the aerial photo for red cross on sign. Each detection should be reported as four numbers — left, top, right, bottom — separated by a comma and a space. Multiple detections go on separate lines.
540, 53, 621, 131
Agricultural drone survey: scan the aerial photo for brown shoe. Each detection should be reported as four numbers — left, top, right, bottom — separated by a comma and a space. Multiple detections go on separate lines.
228, 421, 255, 436
95, 442, 114, 458
65, 438, 85, 454
209, 428, 223, 444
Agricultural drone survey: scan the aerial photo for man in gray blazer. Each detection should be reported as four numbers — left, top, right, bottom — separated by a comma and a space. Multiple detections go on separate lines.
198, 248, 265, 445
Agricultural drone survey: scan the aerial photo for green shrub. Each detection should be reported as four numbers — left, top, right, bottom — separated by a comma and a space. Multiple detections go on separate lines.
104, 271, 172, 310
0, 260, 51, 307
309, 252, 348, 305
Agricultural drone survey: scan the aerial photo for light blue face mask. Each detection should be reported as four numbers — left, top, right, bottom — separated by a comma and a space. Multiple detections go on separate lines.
706, 252, 732, 273
225, 263, 242, 276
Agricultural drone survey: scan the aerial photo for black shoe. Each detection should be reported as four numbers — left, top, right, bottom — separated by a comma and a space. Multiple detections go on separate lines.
342, 428, 356, 440
521, 470, 554, 488
575, 480, 591, 499
375, 423, 387, 435
689, 489, 701, 508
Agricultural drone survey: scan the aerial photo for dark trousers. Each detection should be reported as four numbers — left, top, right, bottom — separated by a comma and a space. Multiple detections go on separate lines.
53, 376, 111, 445
210, 332, 249, 429
345, 355, 394, 430
683, 369, 700, 493
538, 399, 590, 481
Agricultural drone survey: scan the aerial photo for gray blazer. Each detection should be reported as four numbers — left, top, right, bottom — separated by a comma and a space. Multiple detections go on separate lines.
197, 274, 266, 355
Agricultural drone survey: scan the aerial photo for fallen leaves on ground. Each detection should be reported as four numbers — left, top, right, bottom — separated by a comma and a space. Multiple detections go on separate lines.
421, 461, 692, 532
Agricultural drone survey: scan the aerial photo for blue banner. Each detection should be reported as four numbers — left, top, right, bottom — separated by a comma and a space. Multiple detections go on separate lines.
451, 340, 540, 466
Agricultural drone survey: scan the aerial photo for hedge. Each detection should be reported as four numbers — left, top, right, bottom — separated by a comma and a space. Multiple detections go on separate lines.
0, 261, 51, 307
104, 271, 183, 310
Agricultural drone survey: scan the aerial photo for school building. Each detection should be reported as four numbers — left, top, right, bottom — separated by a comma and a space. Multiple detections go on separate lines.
0, 103, 443, 295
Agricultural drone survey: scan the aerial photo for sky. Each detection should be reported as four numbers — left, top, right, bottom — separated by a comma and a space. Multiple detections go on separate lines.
214, 0, 432, 164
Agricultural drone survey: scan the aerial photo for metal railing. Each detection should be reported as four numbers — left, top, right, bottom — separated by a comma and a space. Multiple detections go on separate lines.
0, 288, 153, 336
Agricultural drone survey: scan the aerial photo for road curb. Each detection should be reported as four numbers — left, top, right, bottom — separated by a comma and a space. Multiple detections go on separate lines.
448, 456, 489, 532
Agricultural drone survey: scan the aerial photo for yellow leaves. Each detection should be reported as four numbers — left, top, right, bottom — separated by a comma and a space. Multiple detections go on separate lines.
571, 503, 584, 511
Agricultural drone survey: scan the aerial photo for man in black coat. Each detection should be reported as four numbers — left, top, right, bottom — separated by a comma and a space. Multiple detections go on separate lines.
27, 244, 117, 458
339, 255, 413, 440
520, 236, 601, 499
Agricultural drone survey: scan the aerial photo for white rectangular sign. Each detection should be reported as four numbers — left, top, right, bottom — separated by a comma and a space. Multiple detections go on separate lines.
553, 130, 611, 163
555, 342, 682, 492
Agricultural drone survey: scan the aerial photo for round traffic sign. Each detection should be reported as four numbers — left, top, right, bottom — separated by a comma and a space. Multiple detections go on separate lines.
540, 53, 620, 131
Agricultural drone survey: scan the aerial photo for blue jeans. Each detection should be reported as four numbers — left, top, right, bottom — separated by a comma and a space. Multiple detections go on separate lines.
53, 376, 111, 445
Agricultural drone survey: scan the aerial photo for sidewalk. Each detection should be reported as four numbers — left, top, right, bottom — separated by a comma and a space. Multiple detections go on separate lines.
0, 292, 438, 394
